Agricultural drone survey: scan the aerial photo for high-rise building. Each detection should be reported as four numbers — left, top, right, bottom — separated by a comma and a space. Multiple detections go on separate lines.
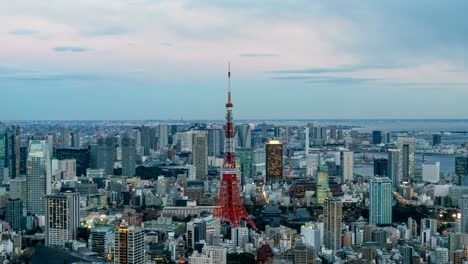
372, 131, 383, 145
0, 129, 7, 183
340, 151, 353, 182
192, 132, 208, 181
324, 198, 342, 251
316, 166, 330, 206
60, 123, 70, 147
54, 147, 90, 177
460, 195, 468, 234
422, 162, 440, 183
45, 191, 80, 247
114, 222, 145, 264
266, 140, 283, 182
294, 241, 316, 264
0, 126, 20, 181
187, 219, 207, 250
96, 137, 114, 176
27, 140, 52, 215
374, 158, 388, 177
202, 246, 227, 264
397, 137, 415, 181
5, 198, 23, 232
434, 247, 449, 264
158, 124, 168, 149
369, 177, 392, 225
432, 134, 442, 146
231, 227, 249, 252
121, 135, 136, 177
388, 149, 400, 189
456, 156, 468, 186
235, 124, 251, 148
91, 226, 114, 259
236, 148, 253, 186
52, 159, 76, 180
207, 127, 224, 157
71, 131, 80, 148
10, 177, 27, 203
140, 126, 156, 156
400, 245, 413, 264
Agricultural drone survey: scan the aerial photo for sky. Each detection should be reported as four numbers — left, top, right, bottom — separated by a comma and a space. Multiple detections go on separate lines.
1, 0, 468, 120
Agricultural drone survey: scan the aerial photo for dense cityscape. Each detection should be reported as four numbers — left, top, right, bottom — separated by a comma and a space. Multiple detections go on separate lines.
1, 65, 468, 264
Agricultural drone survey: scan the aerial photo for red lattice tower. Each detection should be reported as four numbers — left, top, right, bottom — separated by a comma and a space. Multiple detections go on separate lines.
213, 63, 258, 231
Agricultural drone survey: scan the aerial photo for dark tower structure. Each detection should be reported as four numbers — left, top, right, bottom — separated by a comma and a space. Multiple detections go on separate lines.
213, 64, 257, 231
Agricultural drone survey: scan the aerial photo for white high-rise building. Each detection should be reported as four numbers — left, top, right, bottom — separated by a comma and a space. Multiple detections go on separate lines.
158, 124, 168, 149
369, 177, 393, 225
460, 195, 468, 234
114, 222, 145, 264
231, 227, 249, 252
422, 162, 440, 183
202, 246, 227, 264
192, 131, 208, 181
340, 151, 353, 182
45, 191, 80, 247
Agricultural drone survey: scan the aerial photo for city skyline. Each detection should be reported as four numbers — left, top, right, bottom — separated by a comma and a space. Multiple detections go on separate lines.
2, 0, 468, 120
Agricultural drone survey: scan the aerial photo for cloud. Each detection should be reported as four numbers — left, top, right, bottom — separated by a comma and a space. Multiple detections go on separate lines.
82, 26, 131, 37
240, 53, 278, 58
9, 29, 40, 36
160, 42, 174, 47
269, 64, 400, 75
53, 46, 90, 52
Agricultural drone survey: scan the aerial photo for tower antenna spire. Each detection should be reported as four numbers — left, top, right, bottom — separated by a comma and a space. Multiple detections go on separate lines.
228, 61, 231, 104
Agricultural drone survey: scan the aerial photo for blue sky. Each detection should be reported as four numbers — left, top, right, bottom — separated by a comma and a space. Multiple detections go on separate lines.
1, 0, 467, 120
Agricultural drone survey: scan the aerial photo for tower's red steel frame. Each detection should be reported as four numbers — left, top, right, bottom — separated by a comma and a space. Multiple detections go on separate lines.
213, 63, 258, 231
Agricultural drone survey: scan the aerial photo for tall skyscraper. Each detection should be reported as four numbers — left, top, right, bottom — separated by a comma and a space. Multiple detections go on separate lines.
5, 198, 23, 232
266, 140, 283, 182
460, 195, 468, 234
456, 156, 468, 186
27, 139, 51, 215
372, 131, 383, 145
369, 177, 392, 225
0, 128, 7, 183
192, 131, 208, 181
158, 124, 168, 149
316, 166, 330, 206
388, 149, 400, 189
71, 131, 80, 148
235, 124, 251, 148
373, 158, 388, 177
10, 177, 27, 203
236, 148, 253, 186
324, 198, 342, 251
340, 151, 353, 182
304, 127, 310, 154
0, 126, 20, 181
114, 222, 145, 264
207, 127, 224, 157
432, 134, 442, 146
60, 123, 70, 147
140, 126, 156, 156
397, 137, 415, 181
45, 191, 80, 247
96, 136, 115, 176
121, 134, 136, 177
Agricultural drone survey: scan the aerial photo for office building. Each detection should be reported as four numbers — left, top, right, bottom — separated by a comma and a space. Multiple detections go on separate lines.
340, 151, 353, 182
324, 198, 342, 251
207, 128, 224, 157
369, 177, 392, 225
187, 219, 207, 250
158, 124, 168, 149
388, 149, 400, 189
0, 126, 20, 181
71, 132, 80, 148
192, 132, 208, 181
5, 198, 23, 232
114, 222, 145, 264
121, 135, 136, 177
60, 123, 70, 147
202, 246, 227, 264
231, 227, 249, 252
236, 148, 253, 186
45, 191, 80, 247
27, 140, 52, 215
400, 245, 413, 264
372, 131, 382, 145
52, 159, 76, 180
397, 137, 415, 181
140, 126, 156, 156
54, 147, 90, 177
96, 137, 115, 176
266, 140, 283, 182
460, 195, 468, 233
294, 241, 316, 264
374, 158, 388, 177
456, 156, 468, 186
316, 166, 330, 206
422, 162, 440, 183
91, 226, 114, 259
10, 177, 27, 203
432, 134, 442, 146
433, 247, 448, 264
235, 124, 251, 148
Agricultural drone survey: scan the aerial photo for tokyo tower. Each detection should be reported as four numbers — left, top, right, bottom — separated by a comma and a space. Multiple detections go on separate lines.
213, 63, 258, 231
